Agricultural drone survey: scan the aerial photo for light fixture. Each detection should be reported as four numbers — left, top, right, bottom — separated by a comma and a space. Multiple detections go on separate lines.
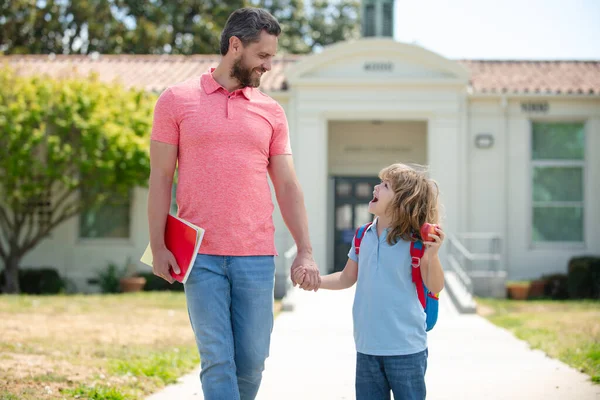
475, 133, 494, 149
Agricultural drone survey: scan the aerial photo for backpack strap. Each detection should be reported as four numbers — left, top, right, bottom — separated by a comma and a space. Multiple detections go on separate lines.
354, 222, 373, 255
410, 240, 427, 309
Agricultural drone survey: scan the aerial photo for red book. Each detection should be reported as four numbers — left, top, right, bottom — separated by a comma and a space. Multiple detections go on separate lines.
140, 215, 205, 284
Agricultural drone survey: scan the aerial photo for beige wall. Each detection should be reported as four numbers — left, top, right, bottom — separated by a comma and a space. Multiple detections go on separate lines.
21, 187, 151, 291
468, 96, 600, 280
328, 120, 427, 176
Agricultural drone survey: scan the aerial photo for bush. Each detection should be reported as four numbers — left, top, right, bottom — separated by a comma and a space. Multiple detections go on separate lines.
0, 268, 66, 294
542, 273, 569, 300
567, 256, 600, 299
139, 272, 184, 292
95, 263, 122, 294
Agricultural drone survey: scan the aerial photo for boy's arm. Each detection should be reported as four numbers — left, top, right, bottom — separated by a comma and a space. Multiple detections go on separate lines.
421, 226, 445, 293
320, 258, 358, 290
421, 252, 444, 294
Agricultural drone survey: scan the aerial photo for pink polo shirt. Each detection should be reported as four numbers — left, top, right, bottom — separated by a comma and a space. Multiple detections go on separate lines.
151, 69, 291, 256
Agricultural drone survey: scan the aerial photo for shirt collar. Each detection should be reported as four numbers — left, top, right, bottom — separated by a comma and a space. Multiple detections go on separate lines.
367, 218, 391, 235
201, 68, 253, 100
366, 218, 378, 233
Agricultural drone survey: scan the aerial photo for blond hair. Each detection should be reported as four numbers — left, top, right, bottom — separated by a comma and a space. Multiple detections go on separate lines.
378, 163, 440, 245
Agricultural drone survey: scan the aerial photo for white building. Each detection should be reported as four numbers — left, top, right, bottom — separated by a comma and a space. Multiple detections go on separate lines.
8, 10, 600, 298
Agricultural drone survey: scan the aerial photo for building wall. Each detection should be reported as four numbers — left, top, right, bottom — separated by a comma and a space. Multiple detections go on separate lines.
468, 96, 600, 279
289, 85, 466, 273
16, 39, 599, 290
328, 120, 427, 176
20, 187, 151, 291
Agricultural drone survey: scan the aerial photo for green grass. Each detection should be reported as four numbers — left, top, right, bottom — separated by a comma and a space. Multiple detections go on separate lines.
62, 385, 129, 400
0, 292, 197, 399
109, 346, 200, 385
0, 393, 22, 400
0, 292, 281, 399
0, 292, 189, 313
477, 298, 600, 383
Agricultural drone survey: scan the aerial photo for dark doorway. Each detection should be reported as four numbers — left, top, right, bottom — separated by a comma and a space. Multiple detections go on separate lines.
332, 177, 379, 272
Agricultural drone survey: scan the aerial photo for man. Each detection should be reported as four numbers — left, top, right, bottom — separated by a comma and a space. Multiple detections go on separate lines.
147, 7, 320, 400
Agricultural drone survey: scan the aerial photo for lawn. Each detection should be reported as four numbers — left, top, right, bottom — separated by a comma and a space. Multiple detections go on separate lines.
0, 292, 282, 399
477, 298, 600, 383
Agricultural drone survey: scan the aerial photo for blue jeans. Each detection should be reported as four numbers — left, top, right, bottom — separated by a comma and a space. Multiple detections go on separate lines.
184, 255, 275, 400
356, 349, 428, 400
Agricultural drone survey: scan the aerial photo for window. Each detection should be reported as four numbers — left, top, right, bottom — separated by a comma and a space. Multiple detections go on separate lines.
531, 122, 585, 243
79, 189, 131, 239
363, 3, 375, 37
382, 1, 393, 37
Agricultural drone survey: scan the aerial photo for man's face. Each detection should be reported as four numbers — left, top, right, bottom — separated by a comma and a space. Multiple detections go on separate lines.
230, 30, 277, 88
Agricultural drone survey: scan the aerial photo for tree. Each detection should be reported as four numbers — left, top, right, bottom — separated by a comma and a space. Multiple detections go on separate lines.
308, 0, 361, 50
0, 0, 67, 54
254, 0, 312, 54
1, 0, 360, 55
0, 66, 156, 294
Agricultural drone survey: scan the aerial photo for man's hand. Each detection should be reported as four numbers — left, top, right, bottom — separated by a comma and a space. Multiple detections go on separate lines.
152, 247, 180, 284
291, 251, 320, 291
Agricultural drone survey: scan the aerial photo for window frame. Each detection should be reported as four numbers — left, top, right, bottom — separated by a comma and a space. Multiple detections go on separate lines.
528, 119, 588, 249
77, 188, 133, 244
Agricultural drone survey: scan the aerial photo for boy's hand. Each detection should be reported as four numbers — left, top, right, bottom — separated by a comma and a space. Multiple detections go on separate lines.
424, 226, 445, 255
292, 266, 307, 286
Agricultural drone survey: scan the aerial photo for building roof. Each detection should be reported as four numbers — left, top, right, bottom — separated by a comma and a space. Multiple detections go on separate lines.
4, 54, 600, 95
460, 60, 600, 95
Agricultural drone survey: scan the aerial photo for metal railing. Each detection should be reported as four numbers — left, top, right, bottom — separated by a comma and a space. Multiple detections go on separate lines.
447, 233, 505, 297
274, 241, 297, 300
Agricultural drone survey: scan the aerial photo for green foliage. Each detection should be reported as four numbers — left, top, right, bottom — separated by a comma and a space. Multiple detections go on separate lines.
541, 273, 569, 300
19, 268, 66, 294
0, 267, 66, 294
568, 256, 600, 299
95, 263, 123, 294
478, 298, 600, 383
1, 0, 360, 55
307, 0, 361, 50
0, 65, 155, 293
62, 385, 128, 400
109, 347, 200, 385
139, 272, 185, 292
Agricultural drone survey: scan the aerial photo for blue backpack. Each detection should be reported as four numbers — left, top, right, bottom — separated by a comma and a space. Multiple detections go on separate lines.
354, 222, 439, 331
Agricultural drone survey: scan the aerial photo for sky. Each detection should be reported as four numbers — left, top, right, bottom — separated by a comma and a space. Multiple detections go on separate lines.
392, 0, 600, 60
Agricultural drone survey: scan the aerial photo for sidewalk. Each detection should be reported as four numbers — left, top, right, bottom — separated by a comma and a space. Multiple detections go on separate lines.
147, 288, 599, 400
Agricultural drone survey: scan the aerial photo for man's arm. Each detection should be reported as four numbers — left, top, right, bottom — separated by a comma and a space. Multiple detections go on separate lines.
268, 155, 320, 291
148, 140, 180, 282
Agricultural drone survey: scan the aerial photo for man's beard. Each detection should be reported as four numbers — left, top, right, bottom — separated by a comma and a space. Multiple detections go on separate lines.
231, 55, 263, 88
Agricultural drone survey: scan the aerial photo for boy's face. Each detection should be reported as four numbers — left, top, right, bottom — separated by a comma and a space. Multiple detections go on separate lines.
368, 179, 394, 216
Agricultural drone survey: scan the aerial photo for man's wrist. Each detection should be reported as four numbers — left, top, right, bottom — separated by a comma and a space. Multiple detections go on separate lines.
150, 242, 167, 252
297, 246, 313, 256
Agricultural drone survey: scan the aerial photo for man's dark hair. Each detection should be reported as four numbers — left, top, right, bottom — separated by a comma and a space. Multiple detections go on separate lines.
220, 8, 281, 56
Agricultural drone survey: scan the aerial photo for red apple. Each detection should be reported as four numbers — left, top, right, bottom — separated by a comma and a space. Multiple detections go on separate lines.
420, 223, 438, 242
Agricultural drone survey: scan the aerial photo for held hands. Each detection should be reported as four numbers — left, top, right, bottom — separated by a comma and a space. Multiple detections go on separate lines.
290, 251, 321, 292
423, 226, 445, 255
291, 266, 312, 288
151, 247, 180, 284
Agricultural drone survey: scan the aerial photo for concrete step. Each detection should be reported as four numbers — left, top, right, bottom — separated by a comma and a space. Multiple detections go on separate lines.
444, 270, 477, 313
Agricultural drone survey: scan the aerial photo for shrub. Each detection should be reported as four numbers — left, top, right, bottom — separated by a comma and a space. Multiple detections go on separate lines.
139, 272, 184, 292
95, 263, 122, 294
567, 256, 600, 299
542, 273, 569, 300
0, 267, 65, 294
